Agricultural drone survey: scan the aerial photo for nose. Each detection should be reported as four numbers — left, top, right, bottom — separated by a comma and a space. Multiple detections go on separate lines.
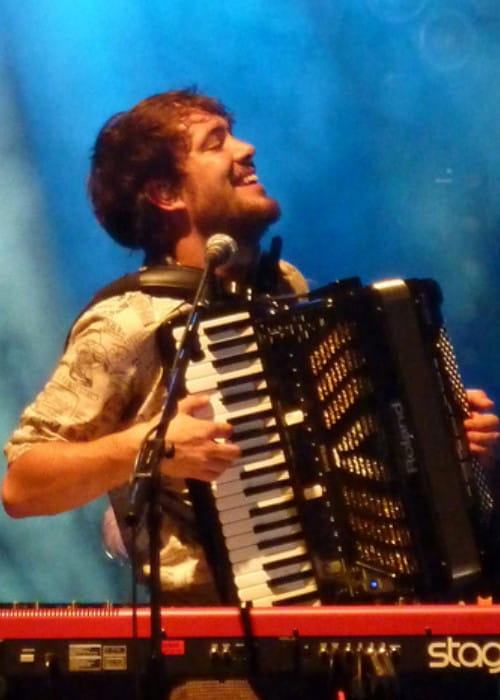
230, 134, 255, 162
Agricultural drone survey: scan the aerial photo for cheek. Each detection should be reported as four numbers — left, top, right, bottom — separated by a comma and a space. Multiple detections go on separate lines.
201, 153, 234, 180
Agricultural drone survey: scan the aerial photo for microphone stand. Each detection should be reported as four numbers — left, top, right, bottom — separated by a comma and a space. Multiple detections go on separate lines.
126, 257, 217, 699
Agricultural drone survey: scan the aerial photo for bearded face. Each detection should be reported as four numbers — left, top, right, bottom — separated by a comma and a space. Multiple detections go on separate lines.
177, 112, 281, 250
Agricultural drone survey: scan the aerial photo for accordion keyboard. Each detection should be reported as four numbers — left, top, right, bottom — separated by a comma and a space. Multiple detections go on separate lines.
174, 311, 320, 606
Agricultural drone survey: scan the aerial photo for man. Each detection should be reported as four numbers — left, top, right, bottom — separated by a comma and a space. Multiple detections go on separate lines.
2, 89, 499, 698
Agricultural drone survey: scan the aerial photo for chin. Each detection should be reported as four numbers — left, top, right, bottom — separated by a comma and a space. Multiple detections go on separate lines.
198, 197, 281, 243
245, 195, 281, 224
266, 198, 281, 222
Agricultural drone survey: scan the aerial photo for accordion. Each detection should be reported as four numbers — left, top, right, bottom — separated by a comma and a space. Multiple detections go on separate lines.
171, 277, 495, 606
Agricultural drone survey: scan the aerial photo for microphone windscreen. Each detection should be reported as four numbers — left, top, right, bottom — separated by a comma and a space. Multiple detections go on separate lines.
205, 233, 238, 266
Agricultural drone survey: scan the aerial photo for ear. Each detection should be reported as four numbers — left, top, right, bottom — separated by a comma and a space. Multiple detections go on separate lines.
144, 180, 186, 212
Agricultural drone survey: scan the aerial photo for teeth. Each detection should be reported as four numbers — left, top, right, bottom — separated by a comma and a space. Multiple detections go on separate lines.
240, 173, 258, 185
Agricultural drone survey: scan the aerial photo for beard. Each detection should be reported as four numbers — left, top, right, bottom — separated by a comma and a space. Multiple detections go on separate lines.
192, 191, 281, 250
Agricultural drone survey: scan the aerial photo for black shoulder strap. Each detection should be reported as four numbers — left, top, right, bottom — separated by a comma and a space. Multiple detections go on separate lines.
62, 262, 206, 380
85, 264, 203, 309
64, 265, 203, 351
75, 236, 286, 322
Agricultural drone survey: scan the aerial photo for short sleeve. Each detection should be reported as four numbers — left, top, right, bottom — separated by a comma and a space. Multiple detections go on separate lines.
4, 291, 182, 463
278, 260, 309, 295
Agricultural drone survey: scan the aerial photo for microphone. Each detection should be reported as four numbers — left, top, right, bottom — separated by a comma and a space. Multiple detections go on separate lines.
127, 233, 238, 531
205, 233, 238, 267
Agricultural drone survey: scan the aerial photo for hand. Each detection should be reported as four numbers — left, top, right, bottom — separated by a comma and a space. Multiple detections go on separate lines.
160, 394, 241, 482
464, 389, 499, 459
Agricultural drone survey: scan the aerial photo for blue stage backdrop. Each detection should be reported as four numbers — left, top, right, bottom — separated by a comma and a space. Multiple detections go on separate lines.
0, 0, 499, 602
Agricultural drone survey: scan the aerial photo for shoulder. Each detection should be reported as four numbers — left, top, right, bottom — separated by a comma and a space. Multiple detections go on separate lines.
68, 290, 186, 348
278, 260, 309, 295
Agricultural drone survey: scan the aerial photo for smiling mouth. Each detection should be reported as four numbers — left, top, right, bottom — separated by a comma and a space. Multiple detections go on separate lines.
233, 161, 261, 186
238, 173, 259, 186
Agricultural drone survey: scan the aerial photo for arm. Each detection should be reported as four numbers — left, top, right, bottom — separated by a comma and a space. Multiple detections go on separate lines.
465, 389, 500, 458
2, 395, 240, 518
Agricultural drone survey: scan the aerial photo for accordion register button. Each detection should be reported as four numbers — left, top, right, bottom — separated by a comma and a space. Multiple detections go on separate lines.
283, 409, 304, 426
303, 484, 323, 500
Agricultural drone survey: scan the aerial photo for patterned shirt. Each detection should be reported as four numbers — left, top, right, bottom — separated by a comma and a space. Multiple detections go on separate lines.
4, 261, 308, 603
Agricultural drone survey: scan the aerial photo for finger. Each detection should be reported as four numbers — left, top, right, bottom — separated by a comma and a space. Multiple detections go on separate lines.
160, 453, 230, 482
205, 421, 235, 440
464, 413, 500, 431
177, 394, 211, 415
207, 441, 241, 461
469, 442, 494, 456
204, 460, 232, 479
466, 389, 494, 411
467, 430, 500, 447
188, 459, 231, 482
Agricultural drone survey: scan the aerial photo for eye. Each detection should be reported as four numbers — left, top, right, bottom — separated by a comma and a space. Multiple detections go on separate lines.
205, 140, 222, 151
205, 136, 224, 151
203, 127, 227, 151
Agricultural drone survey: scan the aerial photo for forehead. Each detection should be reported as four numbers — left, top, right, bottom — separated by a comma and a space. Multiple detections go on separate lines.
181, 110, 230, 143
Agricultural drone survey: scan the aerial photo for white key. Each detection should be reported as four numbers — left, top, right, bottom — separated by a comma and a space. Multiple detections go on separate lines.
221, 503, 299, 538
238, 574, 318, 603
218, 491, 296, 525
233, 448, 285, 471
219, 378, 268, 399
197, 340, 259, 362
250, 582, 319, 607
216, 485, 294, 513
234, 559, 313, 590
198, 311, 252, 330
237, 432, 280, 453
186, 358, 264, 385
190, 393, 272, 423
206, 395, 273, 421
231, 414, 277, 437
222, 460, 288, 486
197, 313, 254, 344
225, 521, 302, 553
216, 467, 290, 498
201, 325, 254, 346
228, 531, 305, 565
187, 373, 267, 395
173, 311, 252, 341
217, 452, 286, 488
232, 543, 308, 576
215, 463, 242, 488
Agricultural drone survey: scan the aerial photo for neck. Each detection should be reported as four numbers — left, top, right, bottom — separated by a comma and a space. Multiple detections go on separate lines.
174, 231, 260, 282
174, 231, 206, 269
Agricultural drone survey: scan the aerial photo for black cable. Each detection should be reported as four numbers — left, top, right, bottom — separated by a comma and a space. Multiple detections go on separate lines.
130, 521, 143, 700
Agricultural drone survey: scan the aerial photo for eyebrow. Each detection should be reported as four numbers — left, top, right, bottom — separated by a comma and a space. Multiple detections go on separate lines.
197, 122, 230, 149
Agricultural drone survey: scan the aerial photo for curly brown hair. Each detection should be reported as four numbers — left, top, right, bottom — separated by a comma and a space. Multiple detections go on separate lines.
88, 89, 232, 260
